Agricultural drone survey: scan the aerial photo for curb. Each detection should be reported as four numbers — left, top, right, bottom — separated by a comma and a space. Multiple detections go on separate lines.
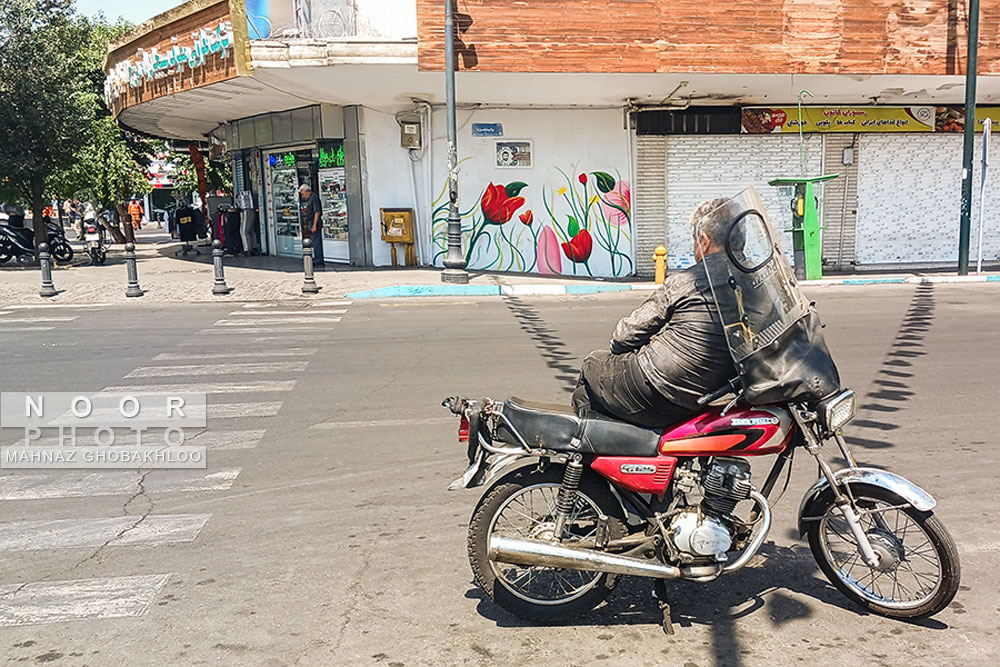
344, 274, 1000, 299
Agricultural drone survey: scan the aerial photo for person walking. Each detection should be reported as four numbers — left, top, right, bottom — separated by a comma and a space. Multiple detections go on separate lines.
128, 198, 145, 231
298, 183, 325, 267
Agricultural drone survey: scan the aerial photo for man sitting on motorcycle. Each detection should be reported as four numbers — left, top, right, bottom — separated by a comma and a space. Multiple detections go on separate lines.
572, 198, 737, 428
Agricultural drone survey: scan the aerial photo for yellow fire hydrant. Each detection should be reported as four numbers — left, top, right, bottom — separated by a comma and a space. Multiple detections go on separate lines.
652, 245, 668, 285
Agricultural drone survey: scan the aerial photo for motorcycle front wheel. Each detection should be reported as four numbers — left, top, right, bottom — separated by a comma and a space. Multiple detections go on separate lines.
50, 240, 73, 263
468, 466, 627, 622
0, 241, 12, 264
807, 484, 960, 619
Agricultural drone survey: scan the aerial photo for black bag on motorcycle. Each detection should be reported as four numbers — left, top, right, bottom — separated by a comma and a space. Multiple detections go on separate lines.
736, 309, 841, 405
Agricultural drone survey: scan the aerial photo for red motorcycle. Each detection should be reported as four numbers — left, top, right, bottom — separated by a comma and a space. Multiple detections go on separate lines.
444, 189, 959, 629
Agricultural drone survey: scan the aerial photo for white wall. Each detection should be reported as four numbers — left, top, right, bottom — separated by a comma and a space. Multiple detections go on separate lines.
364, 107, 634, 276
355, 0, 417, 39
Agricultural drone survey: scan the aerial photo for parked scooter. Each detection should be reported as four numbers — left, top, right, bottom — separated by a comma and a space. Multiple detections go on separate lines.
0, 217, 74, 265
84, 216, 111, 264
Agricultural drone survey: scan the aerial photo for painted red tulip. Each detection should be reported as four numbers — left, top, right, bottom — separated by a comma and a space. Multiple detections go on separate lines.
578, 173, 588, 185
519, 210, 533, 226
481, 182, 525, 224
561, 228, 593, 263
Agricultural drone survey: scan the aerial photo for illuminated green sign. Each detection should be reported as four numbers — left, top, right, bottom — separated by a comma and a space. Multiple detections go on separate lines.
319, 144, 345, 169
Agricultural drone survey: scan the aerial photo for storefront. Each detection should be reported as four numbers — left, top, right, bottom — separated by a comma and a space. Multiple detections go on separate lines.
223, 105, 367, 265
632, 105, 1000, 275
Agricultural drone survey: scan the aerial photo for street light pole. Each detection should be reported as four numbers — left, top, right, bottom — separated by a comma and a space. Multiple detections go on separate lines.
958, 0, 981, 276
441, 0, 469, 284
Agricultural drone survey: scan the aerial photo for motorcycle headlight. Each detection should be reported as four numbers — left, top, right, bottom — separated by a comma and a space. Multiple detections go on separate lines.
820, 390, 857, 431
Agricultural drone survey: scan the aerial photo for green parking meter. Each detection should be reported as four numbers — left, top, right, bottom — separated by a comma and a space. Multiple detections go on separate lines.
768, 174, 838, 281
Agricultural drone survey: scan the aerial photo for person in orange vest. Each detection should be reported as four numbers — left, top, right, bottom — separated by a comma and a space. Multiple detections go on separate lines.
128, 198, 144, 230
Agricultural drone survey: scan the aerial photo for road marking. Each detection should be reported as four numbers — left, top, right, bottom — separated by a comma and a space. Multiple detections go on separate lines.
235, 310, 347, 316
1, 304, 111, 310
210, 402, 282, 418
125, 361, 308, 378
311, 417, 455, 429
0, 515, 211, 551
0, 469, 242, 501
213, 317, 343, 326
198, 326, 330, 334
102, 380, 297, 394
0, 574, 170, 627
152, 349, 316, 361
185, 429, 266, 450
0, 326, 55, 332
242, 300, 351, 308
0, 317, 78, 323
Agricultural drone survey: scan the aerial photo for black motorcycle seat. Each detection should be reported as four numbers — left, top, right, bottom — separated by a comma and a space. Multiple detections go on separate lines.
2, 225, 34, 245
497, 397, 662, 457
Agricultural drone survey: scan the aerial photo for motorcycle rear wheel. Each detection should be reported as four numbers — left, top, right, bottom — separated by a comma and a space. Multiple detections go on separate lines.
807, 484, 960, 619
468, 466, 627, 622
0, 242, 12, 264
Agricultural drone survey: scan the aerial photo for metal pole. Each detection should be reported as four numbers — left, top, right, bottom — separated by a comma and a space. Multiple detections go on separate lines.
38, 243, 57, 298
124, 242, 143, 297
302, 237, 320, 294
978, 118, 991, 274
797, 89, 814, 177
440, 0, 469, 284
959, 0, 981, 275
211, 239, 231, 295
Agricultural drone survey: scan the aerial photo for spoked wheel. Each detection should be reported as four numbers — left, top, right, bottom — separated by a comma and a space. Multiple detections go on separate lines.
468, 467, 626, 622
807, 484, 960, 619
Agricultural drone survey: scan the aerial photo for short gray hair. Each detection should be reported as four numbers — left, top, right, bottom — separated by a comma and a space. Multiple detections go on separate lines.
298, 184, 312, 194
689, 197, 730, 247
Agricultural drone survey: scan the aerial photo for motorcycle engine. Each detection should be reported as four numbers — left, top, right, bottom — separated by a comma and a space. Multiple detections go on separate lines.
668, 458, 753, 561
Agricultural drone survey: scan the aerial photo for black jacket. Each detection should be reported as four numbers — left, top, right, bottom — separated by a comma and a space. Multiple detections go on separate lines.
611, 261, 736, 409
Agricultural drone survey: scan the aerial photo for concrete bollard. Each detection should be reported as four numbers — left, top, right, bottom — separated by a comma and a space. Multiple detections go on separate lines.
124, 243, 143, 297
211, 240, 231, 295
302, 237, 320, 294
38, 243, 58, 298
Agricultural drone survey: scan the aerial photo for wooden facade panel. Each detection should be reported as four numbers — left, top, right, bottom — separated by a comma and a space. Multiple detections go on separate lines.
416, 0, 1000, 75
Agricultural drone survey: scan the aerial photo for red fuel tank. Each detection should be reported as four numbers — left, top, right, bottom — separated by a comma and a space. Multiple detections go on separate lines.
658, 405, 793, 457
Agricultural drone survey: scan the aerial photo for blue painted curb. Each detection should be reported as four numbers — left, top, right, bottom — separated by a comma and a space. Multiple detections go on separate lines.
345, 285, 500, 299
564, 284, 633, 295
840, 278, 908, 285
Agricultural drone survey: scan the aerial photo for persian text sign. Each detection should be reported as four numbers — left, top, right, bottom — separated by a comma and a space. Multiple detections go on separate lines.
742, 107, 935, 133
104, 21, 234, 108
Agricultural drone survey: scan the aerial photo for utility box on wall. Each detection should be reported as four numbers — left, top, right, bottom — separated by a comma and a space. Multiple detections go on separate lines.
399, 119, 422, 149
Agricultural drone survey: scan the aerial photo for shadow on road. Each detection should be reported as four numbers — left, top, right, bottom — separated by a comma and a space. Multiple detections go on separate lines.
846, 284, 935, 451
500, 295, 581, 393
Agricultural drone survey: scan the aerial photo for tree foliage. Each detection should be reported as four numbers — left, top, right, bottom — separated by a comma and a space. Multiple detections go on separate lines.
173, 151, 233, 197
0, 0, 96, 245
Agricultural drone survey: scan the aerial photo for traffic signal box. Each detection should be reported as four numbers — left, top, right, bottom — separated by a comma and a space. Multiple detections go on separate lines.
768, 174, 839, 281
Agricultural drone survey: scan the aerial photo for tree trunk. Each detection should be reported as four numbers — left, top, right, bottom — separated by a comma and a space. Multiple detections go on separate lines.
30, 176, 46, 251
115, 203, 135, 244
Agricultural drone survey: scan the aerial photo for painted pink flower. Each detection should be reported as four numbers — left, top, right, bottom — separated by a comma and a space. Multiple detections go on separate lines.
536, 226, 562, 275
600, 181, 631, 227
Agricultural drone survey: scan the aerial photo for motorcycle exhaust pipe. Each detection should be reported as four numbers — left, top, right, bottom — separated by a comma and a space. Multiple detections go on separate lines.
488, 535, 720, 580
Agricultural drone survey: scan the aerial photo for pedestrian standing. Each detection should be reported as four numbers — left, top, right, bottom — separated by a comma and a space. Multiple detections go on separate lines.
128, 198, 144, 231
298, 183, 325, 267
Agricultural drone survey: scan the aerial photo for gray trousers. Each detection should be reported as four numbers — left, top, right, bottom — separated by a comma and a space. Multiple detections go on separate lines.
572, 350, 692, 429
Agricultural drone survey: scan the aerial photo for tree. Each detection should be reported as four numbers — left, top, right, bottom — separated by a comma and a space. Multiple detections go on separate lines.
0, 0, 96, 247
50, 15, 154, 243
173, 150, 233, 198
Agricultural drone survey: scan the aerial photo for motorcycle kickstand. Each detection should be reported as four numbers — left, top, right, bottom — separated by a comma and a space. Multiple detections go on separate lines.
653, 580, 674, 636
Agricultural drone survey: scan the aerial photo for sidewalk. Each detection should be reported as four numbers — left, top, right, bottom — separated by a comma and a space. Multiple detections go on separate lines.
1, 233, 997, 305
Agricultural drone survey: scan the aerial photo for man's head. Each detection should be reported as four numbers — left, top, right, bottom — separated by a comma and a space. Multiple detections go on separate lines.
298, 184, 312, 198
690, 197, 730, 262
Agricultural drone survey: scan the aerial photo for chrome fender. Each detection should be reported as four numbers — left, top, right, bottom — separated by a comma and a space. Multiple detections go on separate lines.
797, 467, 937, 536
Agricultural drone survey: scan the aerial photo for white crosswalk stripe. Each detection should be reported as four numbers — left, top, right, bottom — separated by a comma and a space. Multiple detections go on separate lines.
1, 304, 111, 310
125, 361, 308, 378
0, 469, 242, 501
0, 575, 171, 627
0, 299, 350, 627
153, 349, 316, 361
102, 381, 297, 394
0, 515, 211, 551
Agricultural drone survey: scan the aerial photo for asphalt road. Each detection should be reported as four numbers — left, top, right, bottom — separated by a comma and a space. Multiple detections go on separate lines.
0, 284, 997, 667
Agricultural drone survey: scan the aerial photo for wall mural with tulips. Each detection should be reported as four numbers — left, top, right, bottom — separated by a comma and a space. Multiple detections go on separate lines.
431, 167, 634, 277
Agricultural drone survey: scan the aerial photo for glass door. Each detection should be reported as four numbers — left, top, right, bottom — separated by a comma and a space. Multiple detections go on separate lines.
318, 166, 349, 262
270, 156, 300, 257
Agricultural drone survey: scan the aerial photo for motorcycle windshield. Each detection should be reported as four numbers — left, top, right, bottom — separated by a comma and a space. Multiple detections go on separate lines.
696, 187, 809, 363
